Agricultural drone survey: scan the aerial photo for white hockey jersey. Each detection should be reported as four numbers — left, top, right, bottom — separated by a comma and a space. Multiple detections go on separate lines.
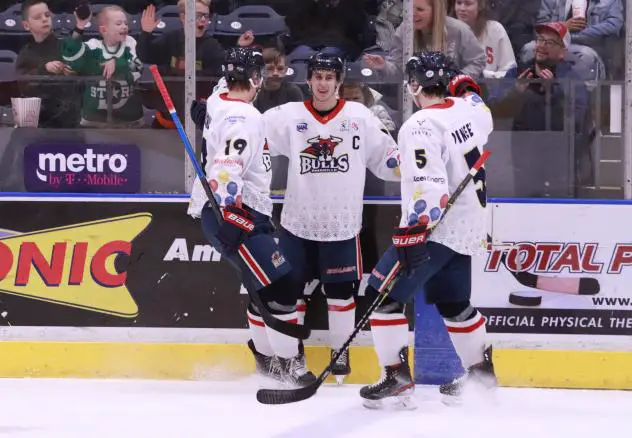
188, 88, 272, 218
264, 99, 400, 241
397, 93, 493, 255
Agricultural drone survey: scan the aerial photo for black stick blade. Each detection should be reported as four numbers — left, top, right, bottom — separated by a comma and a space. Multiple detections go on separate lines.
256, 382, 320, 405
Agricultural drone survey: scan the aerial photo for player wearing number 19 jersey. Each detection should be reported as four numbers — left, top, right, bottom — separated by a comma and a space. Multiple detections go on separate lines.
359, 51, 497, 409
188, 47, 316, 388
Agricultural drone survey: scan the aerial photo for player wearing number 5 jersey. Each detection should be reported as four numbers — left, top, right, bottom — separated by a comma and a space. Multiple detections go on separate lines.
188, 47, 316, 388
359, 51, 497, 409
263, 51, 400, 384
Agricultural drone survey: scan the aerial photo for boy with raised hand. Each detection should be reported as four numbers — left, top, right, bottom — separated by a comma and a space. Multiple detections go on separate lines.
62, 5, 144, 128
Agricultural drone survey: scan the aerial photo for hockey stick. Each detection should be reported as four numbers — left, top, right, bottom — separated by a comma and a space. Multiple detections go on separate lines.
500, 253, 600, 295
150, 65, 310, 340
256, 150, 492, 405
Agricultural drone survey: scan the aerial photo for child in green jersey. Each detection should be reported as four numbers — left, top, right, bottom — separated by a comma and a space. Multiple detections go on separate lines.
62, 5, 144, 127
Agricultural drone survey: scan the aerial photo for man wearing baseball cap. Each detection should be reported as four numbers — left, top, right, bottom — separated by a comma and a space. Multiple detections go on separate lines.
486, 21, 590, 197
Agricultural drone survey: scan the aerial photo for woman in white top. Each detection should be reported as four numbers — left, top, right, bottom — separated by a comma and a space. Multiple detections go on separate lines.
451, 0, 516, 78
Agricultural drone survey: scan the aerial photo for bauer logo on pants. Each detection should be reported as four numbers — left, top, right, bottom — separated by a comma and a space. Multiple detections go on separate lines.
0, 214, 151, 317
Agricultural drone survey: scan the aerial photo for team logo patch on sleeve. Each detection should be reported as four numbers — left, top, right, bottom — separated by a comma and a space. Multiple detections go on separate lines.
299, 136, 349, 174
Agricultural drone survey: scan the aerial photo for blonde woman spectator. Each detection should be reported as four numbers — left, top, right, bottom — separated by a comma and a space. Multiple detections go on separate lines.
364, 0, 485, 78
451, 0, 516, 78
341, 82, 397, 133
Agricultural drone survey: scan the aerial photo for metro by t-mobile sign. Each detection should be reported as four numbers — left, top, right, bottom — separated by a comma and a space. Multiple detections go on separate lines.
24, 143, 141, 193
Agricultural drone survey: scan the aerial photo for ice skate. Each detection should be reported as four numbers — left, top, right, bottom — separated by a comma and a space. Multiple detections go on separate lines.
277, 351, 317, 387
331, 348, 351, 385
247, 339, 282, 381
440, 345, 498, 405
359, 347, 415, 410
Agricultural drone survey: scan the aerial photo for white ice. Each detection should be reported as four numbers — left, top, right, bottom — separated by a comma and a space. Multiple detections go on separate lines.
0, 377, 630, 438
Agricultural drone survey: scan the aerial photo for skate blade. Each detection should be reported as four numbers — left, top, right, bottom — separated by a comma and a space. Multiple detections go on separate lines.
334, 375, 347, 386
362, 394, 416, 411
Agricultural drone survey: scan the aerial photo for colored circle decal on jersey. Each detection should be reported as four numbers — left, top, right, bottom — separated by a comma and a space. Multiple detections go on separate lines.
218, 170, 230, 184
430, 207, 442, 221
419, 215, 430, 225
225, 196, 235, 206
408, 213, 419, 226
235, 195, 243, 208
440, 193, 449, 208
210, 179, 219, 192
414, 199, 427, 214
412, 190, 423, 200
213, 193, 222, 206
227, 181, 238, 195
387, 157, 398, 169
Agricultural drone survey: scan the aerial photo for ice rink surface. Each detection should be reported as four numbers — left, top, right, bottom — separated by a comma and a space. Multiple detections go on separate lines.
0, 377, 630, 438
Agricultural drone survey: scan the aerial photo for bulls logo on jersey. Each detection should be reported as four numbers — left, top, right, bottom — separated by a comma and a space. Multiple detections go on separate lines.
262, 139, 272, 171
299, 136, 349, 174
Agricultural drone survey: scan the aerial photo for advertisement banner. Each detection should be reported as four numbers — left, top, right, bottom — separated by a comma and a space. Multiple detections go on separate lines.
23, 143, 141, 193
473, 203, 632, 336
0, 200, 411, 330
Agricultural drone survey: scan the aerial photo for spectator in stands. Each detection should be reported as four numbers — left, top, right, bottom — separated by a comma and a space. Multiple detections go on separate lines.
253, 46, 303, 113
62, 5, 144, 128
137, 0, 254, 128
485, 0, 541, 58
15, 0, 88, 128
488, 22, 588, 132
451, 0, 516, 78
377, 0, 403, 29
535, 0, 623, 77
364, 0, 485, 78
284, 0, 373, 61
341, 82, 397, 133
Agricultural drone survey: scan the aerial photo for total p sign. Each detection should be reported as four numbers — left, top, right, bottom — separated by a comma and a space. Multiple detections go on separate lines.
24, 143, 141, 193
0, 214, 151, 317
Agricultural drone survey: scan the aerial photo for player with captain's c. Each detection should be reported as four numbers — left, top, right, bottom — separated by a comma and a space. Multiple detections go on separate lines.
359, 51, 498, 409
263, 51, 401, 384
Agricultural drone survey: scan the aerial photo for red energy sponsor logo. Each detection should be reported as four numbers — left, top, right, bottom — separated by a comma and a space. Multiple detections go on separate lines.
485, 242, 632, 274
0, 214, 150, 317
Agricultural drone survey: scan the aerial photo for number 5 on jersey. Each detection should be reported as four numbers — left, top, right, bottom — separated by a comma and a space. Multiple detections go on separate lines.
464, 147, 487, 207
415, 149, 427, 169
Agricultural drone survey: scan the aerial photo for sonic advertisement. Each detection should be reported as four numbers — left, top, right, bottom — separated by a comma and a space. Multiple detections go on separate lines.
0, 201, 391, 329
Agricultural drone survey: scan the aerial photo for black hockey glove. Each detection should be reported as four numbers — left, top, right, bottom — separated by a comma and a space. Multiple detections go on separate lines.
190, 99, 207, 132
215, 205, 254, 255
392, 224, 430, 277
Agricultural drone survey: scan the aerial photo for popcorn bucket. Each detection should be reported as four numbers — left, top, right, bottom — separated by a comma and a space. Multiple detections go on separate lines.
571, 0, 587, 18
11, 97, 41, 127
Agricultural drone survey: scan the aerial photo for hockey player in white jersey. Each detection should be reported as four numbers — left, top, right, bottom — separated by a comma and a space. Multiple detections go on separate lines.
359, 51, 497, 408
263, 51, 400, 384
188, 47, 316, 387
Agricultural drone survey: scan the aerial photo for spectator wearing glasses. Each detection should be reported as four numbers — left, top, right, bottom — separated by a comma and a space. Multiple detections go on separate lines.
489, 22, 588, 132
137, 0, 255, 128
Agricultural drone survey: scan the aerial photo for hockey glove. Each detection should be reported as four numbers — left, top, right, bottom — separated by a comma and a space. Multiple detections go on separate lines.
215, 205, 255, 255
190, 99, 207, 132
392, 224, 430, 277
448, 74, 482, 97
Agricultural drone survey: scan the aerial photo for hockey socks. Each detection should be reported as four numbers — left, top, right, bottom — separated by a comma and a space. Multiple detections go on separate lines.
326, 297, 356, 351
443, 309, 487, 369
247, 306, 274, 357
369, 308, 409, 367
